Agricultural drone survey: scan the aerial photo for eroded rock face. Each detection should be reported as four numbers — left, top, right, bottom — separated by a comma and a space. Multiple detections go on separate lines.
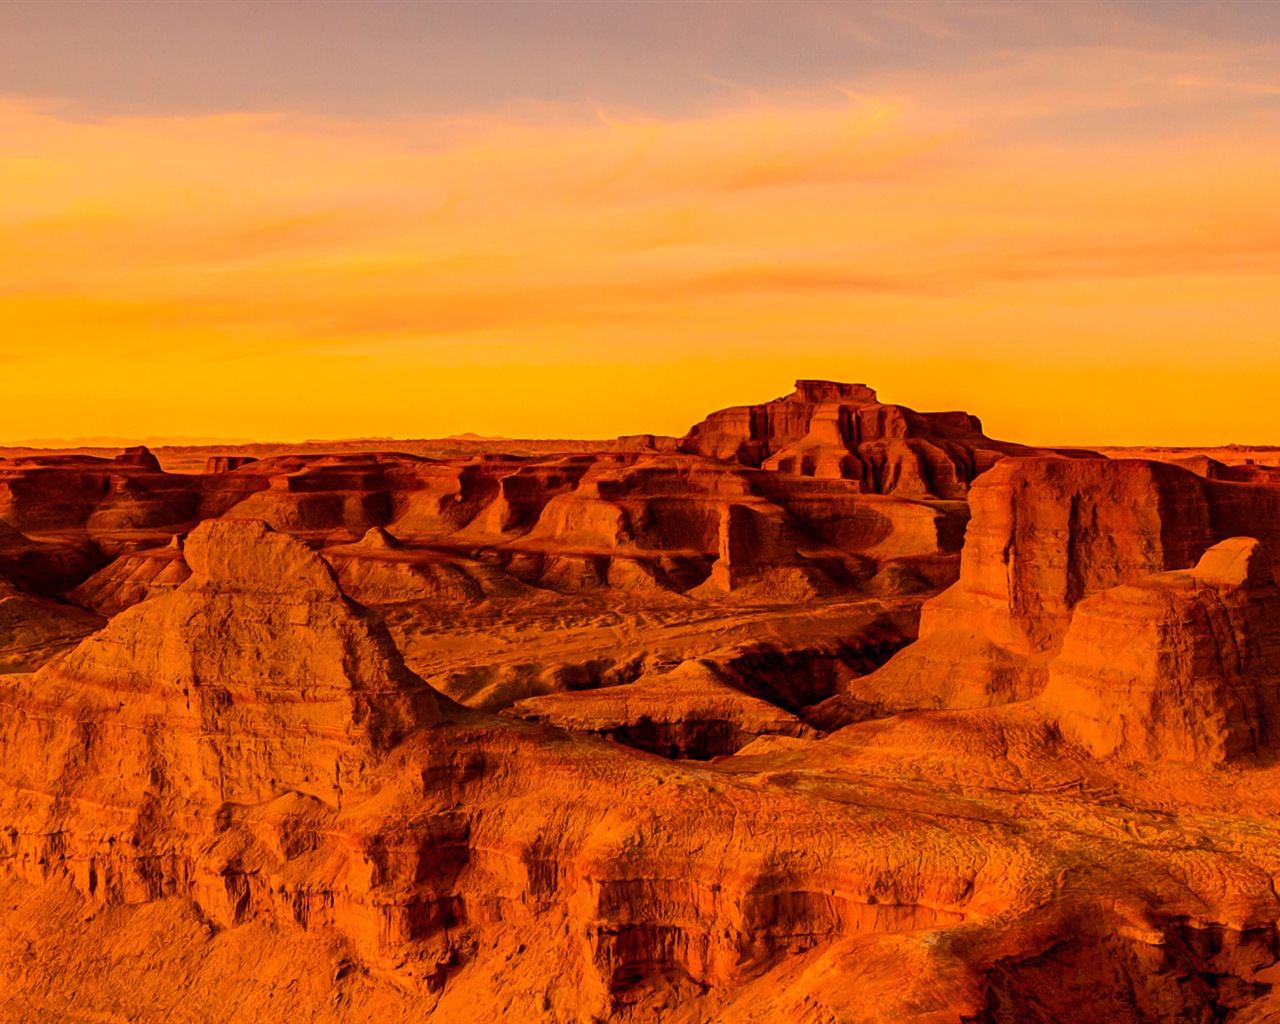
678, 379, 1087, 498
3, 518, 449, 808
0, 574, 103, 673
855, 458, 1280, 712
1041, 537, 1280, 762
0, 515, 1024, 1017
323, 528, 485, 605
68, 536, 192, 616
0, 387, 979, 605
0, 455, 200, 547
504, 661, 820, 759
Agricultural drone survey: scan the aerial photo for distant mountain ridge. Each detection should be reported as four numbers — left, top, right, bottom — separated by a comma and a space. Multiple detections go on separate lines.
8, 435, 255, 448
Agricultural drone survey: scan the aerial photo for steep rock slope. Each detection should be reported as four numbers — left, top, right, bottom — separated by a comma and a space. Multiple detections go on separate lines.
4, 493, 1280, 1019
1, 518, 450, 810
0, 574, 103, 673
850, 458, 1280, 713
0, 518, 1016, 1018
505, 660, 820, 758
0, 449, 200, 551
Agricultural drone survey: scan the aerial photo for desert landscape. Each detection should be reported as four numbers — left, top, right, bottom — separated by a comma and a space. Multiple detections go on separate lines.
2, 379, 1280, 1021
5, 2, 1279, 1021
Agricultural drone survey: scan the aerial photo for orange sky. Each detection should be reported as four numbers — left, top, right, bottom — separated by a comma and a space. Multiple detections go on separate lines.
2, 2, 1278, 446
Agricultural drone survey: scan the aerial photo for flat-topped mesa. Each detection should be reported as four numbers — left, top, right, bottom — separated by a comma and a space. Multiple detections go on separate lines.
0, 453, 198, 542
678, 379, 1055, 499
13, 518, 451, 808
204, 455, 258, 473
116, 445, 162, 471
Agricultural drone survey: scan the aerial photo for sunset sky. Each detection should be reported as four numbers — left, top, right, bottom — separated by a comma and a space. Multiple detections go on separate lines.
1, 0, 1278, 445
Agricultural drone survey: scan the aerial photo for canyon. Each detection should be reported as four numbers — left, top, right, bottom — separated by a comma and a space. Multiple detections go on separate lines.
3, 380, 1280, 1022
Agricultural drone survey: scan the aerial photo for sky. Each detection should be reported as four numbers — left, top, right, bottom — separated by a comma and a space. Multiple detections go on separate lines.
1, 0, 1278, 446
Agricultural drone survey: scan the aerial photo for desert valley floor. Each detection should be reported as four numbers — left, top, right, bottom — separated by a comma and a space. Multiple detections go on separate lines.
4, 381, 1280, 1022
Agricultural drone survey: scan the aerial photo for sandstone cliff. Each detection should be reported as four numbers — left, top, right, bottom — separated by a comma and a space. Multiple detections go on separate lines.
1041, 537, 1280, 762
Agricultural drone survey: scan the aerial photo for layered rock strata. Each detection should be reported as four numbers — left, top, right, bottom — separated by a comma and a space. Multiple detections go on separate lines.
679, 379, 1091, 498
1041, 537, 1280, 762
852, 457, 1280, 712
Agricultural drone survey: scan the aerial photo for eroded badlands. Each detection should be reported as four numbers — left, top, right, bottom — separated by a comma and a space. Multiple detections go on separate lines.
3, 382, 1280, 1022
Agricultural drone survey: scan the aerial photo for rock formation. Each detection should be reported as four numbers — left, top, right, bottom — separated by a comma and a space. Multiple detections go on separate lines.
323, 527, 485, 605
116, 444, 163, 471
205, 455, 258, 473
0, 573, 103, 672
69, 535, 192, 615
505, 660, 820, 758
847, 457, 1280, 715
6, 384, 1280, 1021
1041, 537, 1280, 762
4, 518, 450, 808
679, 379, 1091, 498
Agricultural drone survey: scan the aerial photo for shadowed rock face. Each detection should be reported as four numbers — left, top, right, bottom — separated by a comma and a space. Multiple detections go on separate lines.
68, 536, 192, 615
11, 387, 1280, 1021
3, 391, 979, 607
504, 661, 820, 759
2, 514, 1273, 1024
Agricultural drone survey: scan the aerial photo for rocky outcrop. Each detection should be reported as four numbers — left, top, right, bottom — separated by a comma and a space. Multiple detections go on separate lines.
855, 457, 1280, 712
0, 455, 200, 547
1040, 537, 1280, 762
68, 535, 192, 616
205, 455, 258, 473
0, 514, 1020, 1018
3, 518, 450, 808
0, 574, 103, 673
323, 527, 485, 605
9, 406, 1280, 1021
116, 445, 162, 471
0, 520, 103, 596
505, 661, 820, 758
679, 379, 1089, 498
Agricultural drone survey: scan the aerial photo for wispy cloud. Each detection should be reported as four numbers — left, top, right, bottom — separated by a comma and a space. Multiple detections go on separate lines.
1, 26, 1279, 442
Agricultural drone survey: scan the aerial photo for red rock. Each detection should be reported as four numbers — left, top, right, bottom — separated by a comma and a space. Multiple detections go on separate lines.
856, 457, 1280, 712
0, 574, 103, 673
0, 455, 199, 545
1041, 537, 1280, 762
322, 528, 485, 605
204, 455, 258, 473
6, 385, 1280, 1021
6, 518, 453, 807
68, 536, 192, 616
504, 661, 819, 758
116, 445, 162, 471
679, 379, 1091, 498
